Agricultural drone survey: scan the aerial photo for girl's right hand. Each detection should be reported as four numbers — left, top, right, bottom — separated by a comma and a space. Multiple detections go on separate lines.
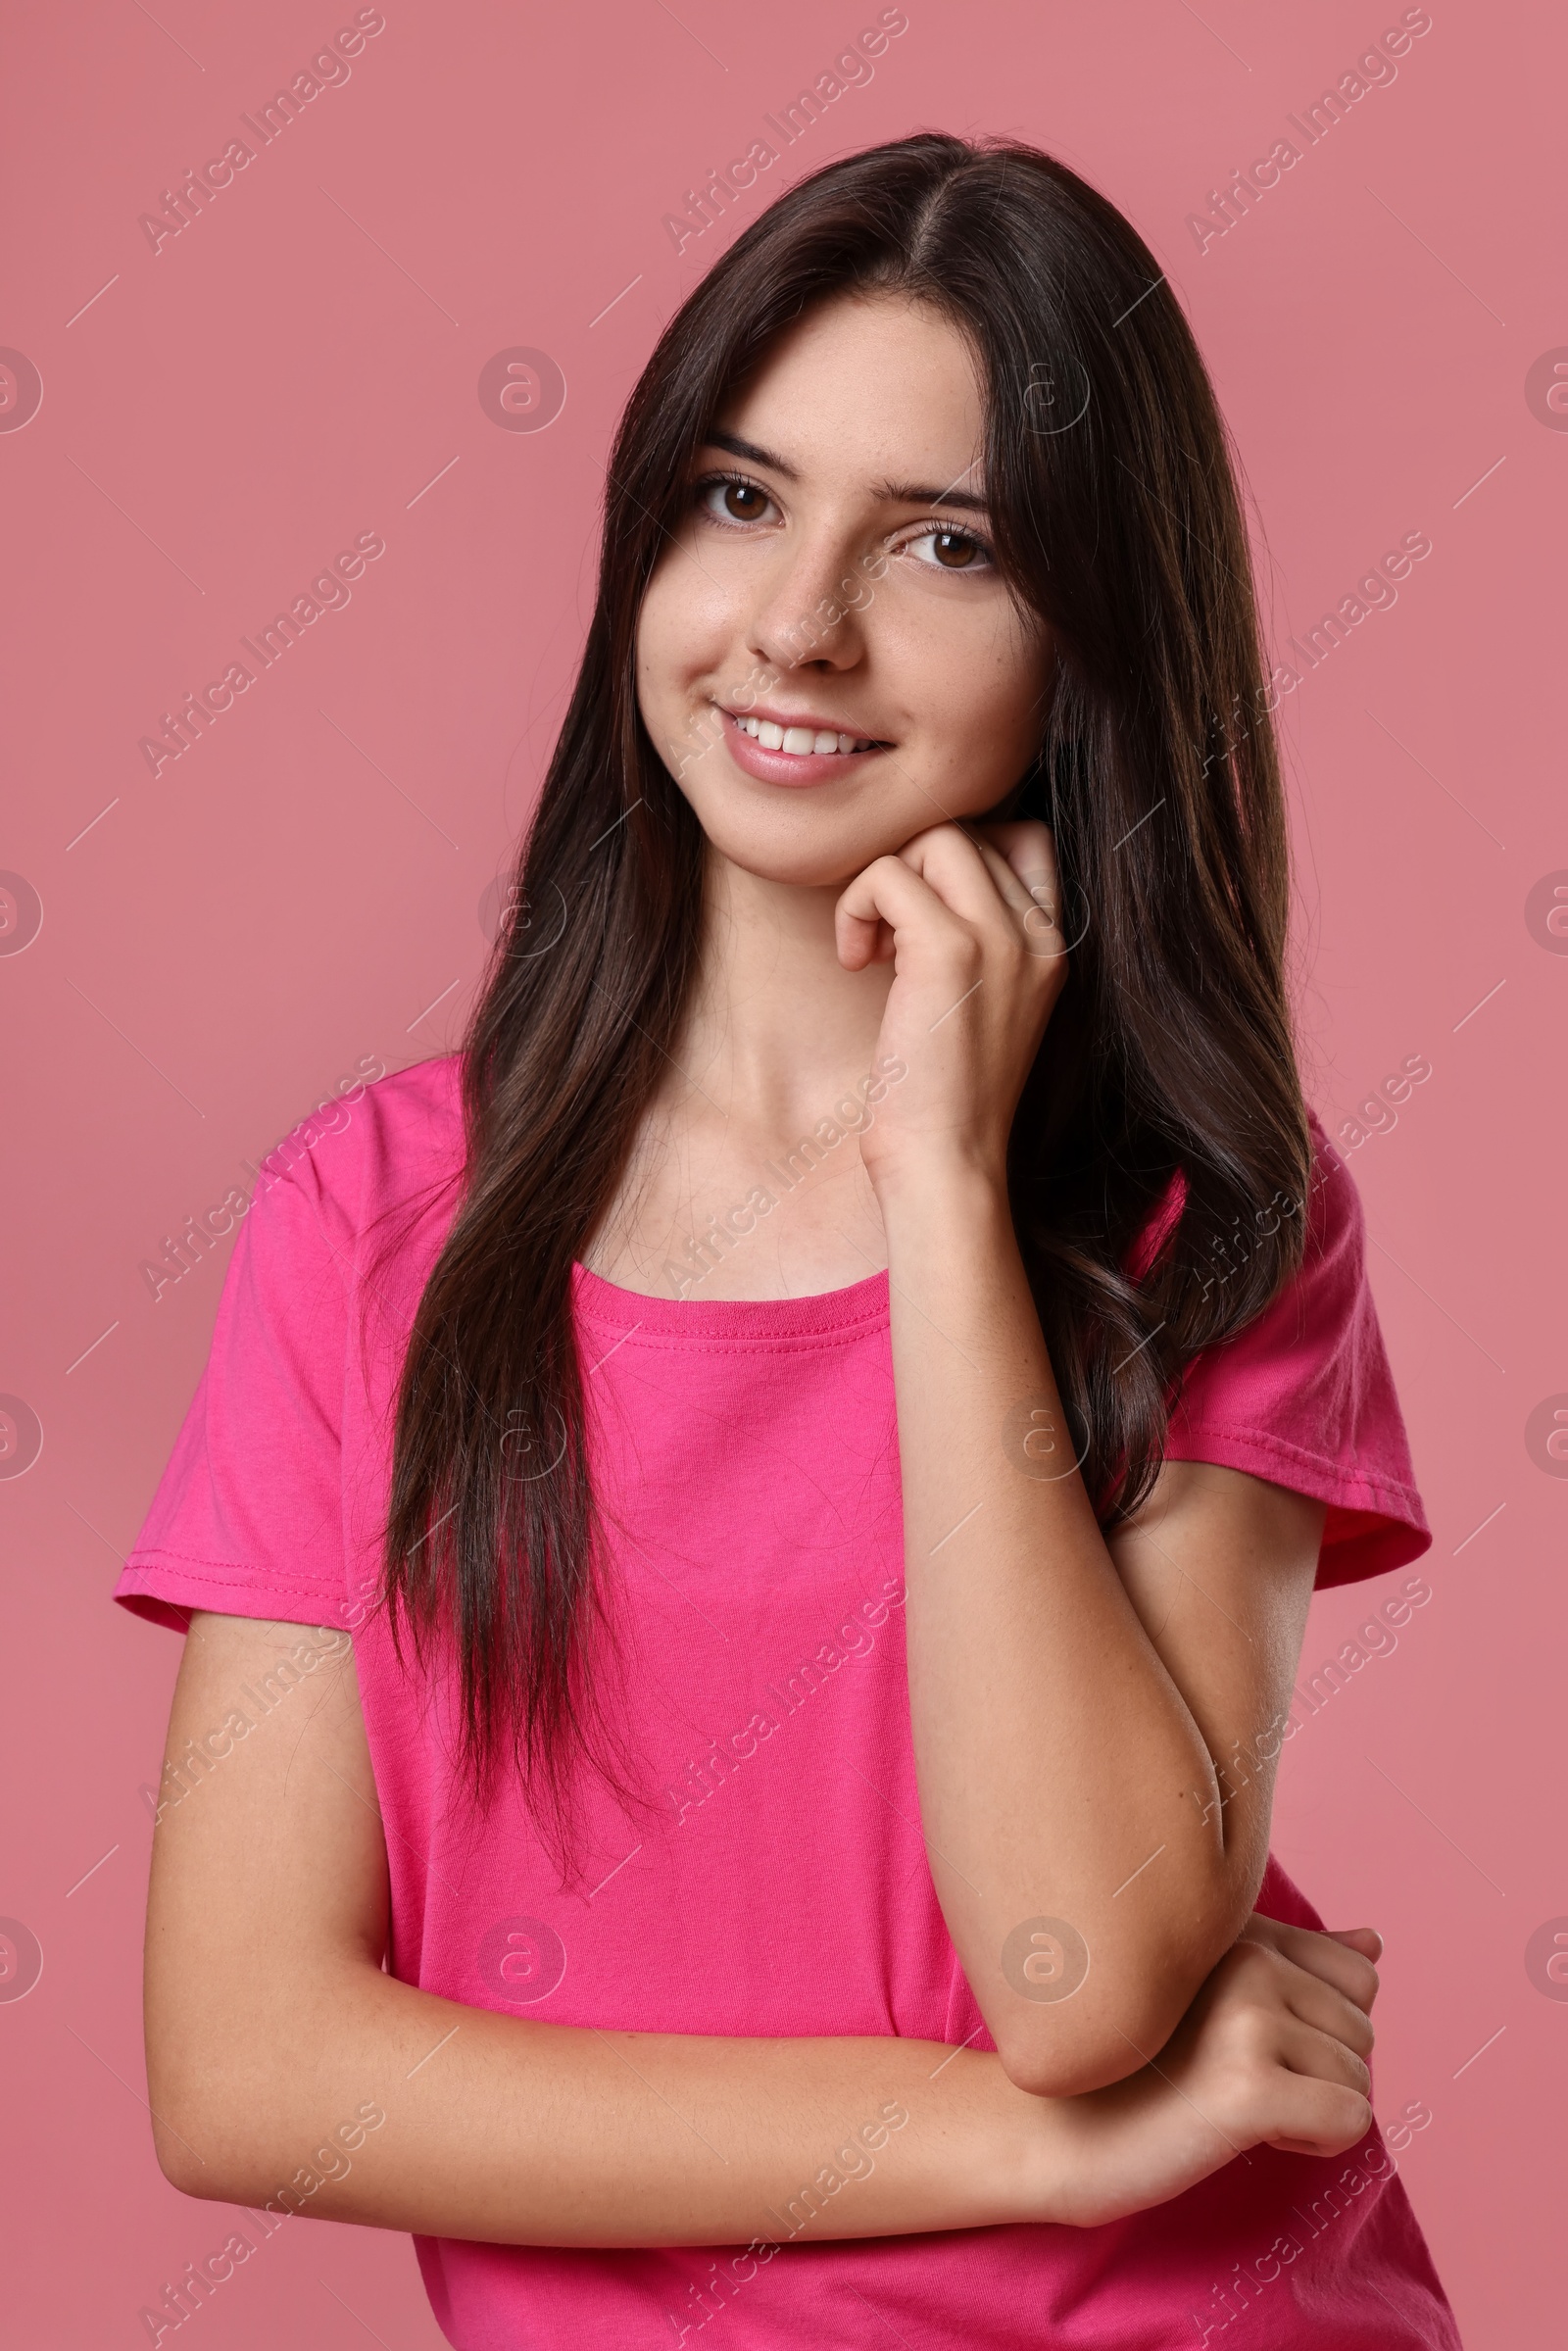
1035, 1915, 1382, 2229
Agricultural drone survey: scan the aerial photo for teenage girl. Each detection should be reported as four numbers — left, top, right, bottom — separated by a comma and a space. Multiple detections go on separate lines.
122, 135, 1464, 2349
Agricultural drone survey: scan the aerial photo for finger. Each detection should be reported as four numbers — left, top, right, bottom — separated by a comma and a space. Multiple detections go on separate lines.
834, 853, 973, 973
1275, 2013, 1372, 2102
1238, 1917, 1380, 2016
1237, 2012, 1373, 2159
1275, 1964, 1376, 2061
1227, 1934, 1375, 2055
958, 837, 1067, 963
891, 824, 1036, 942
970, 818, 1064, 956
1262, 2079, 1374, 2161
957, 826, 1069, 968
957, 825, 1042, 925
971, 817, 1059, 905
1326, 1926, 1384, 1964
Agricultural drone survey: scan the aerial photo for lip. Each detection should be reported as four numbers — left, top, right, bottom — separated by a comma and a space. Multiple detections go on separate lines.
716, 704, 890, 790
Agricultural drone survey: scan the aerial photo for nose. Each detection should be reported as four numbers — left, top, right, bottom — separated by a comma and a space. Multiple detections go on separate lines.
744, 525, 870, 677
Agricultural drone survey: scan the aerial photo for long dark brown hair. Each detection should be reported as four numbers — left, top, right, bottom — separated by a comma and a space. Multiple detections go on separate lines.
376, 131, 1313, 1864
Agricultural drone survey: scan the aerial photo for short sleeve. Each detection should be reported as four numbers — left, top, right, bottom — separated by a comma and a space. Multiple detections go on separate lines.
1157, 1117, 1432, 1589
114, 1160, 353, 1634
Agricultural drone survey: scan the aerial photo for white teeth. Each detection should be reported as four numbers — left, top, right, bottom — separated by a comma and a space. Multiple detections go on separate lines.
729, 711, 875, 757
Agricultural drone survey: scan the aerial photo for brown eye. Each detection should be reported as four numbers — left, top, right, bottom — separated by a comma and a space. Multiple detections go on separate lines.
904, 521, 994, 574
931, 529, 979, 568
696, 474, 775, 525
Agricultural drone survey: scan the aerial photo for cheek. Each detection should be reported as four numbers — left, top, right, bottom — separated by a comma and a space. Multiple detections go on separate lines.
636, 557, 735, 714
634, 587, 695, 750
635, 572, 682, 693
888, 608, 1049, 794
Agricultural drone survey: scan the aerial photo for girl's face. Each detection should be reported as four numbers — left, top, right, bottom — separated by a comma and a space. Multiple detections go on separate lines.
636, 292, 1054, 890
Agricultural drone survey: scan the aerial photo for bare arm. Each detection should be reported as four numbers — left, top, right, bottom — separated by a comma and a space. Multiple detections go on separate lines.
839, 816, 1324, 2095
883, 1161, 1321, 2094
144, 1610, 1370, 2245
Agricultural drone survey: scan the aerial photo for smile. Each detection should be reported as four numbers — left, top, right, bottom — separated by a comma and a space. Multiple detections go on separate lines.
729, 713, 881, 756
716, 705, 889, 790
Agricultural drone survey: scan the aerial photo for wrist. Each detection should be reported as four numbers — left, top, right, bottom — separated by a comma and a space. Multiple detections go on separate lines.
958, 2051, 1102, 2230
865, 1142, 1009, 1229
1004, 2070, 1160, 2232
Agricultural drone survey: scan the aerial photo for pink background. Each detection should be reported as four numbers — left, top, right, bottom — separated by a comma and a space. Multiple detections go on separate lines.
2, 0, 1562, 2341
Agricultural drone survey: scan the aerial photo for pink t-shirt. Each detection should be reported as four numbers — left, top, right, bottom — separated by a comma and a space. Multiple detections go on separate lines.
115, 1057, 1462, 2350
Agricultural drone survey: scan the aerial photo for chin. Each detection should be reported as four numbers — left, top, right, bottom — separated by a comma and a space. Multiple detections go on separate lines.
705, 826, 870, 891
686, 794, 921, 893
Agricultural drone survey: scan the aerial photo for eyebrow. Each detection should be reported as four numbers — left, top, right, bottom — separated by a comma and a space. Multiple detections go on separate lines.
704, 430, 992, 516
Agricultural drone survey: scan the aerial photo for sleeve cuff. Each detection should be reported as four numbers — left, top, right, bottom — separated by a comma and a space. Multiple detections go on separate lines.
115, 1550, 347, 1634
1159, 1422, 1433, 1587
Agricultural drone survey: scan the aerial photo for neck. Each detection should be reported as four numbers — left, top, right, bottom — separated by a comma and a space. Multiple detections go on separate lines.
671, 847, 894, 1137
580, 843, 899, 1297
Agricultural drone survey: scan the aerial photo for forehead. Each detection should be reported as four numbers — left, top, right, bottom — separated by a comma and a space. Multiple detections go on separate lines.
711, 292, 987, 492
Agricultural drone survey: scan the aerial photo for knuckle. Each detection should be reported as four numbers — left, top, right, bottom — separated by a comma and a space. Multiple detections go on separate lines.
1241, 2005, 1281, 2061
1333, 2089, 1374, 2149
1228, 2060, 1282, 2139
1339, 2022, 1375, 2073
1219, 2003, 1277, 2072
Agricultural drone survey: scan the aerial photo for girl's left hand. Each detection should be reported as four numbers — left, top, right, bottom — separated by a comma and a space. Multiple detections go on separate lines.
1044, 1912, 1381, 2229
835, 817, 1070, 1195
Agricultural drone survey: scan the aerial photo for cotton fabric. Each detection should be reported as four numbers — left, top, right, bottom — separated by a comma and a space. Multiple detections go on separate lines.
116, 1058, 1460, 2348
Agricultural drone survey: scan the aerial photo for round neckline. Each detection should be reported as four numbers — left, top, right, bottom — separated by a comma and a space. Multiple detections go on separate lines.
570, 1256, 891, 1339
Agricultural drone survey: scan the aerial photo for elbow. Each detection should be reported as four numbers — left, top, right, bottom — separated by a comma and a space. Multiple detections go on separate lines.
154, 2123, 224, 2203
997, 2019, 1165, 2100
148, 2072, 264, 2206
992, 1935, 1240, 2099
145, 1965, 386, 2212
146, 2031, 280, 2208
990, 1870, 1264, 2097
152, 2087, 325, 2214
